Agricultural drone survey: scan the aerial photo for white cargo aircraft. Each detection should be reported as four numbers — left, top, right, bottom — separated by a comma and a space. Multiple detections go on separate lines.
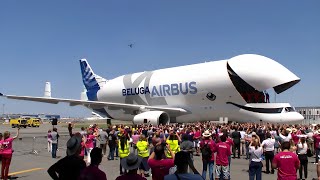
0, 54, 304, 125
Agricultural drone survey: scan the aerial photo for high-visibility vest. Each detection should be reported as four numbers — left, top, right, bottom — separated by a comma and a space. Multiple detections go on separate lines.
136, 140, 149, 158
118, 141, 130, 158
166, 139, 180, 158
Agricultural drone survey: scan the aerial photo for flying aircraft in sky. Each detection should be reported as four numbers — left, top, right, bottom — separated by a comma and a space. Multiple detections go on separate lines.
0, 54, 304, 125
128, 43, 134, 48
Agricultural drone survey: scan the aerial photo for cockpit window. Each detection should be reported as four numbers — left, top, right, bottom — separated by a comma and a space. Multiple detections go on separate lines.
284, 107, 295, 112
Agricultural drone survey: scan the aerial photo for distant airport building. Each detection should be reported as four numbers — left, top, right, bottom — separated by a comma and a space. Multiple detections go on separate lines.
0, 113, 60, 121
295, 106, 320, 124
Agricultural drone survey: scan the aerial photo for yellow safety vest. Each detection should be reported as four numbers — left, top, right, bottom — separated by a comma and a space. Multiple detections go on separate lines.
118, 141, 130, 158
166, 139, 180, 158
136, 140, 149, 158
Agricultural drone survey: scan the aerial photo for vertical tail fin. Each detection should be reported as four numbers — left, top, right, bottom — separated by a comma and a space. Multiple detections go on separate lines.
44, 81, 51, 98
79, 59, 100, 90
80, 59, 107, 101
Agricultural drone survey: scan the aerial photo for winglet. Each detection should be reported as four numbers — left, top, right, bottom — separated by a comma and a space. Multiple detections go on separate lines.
0, 93, 3, 96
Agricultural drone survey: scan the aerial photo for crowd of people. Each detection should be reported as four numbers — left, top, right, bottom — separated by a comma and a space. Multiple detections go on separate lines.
44, 122, 320, 180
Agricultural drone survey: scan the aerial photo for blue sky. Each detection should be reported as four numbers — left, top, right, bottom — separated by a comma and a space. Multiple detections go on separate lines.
0, 1, 319, 117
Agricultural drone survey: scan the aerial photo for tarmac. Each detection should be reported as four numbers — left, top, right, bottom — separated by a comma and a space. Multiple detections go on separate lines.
0, 123, 318, 180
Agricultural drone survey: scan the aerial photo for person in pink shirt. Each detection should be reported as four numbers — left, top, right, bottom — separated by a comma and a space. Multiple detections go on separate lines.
225, 133, 234, 179
272, 141, 300, 180
0, 128, 20, 180
131, 131, 140, 154
0, 133, 3, 161
86, 131, 96, 164
291, 129, 299, 145
193, 127, 201, 156
148, 144, 175, 180
47, 130, 52, 153
79, 137, 86, 160
313, 130, 320, 163
214, 135, 231, 180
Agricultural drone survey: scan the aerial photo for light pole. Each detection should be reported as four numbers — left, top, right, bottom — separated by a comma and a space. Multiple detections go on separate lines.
2, 104, 4, 116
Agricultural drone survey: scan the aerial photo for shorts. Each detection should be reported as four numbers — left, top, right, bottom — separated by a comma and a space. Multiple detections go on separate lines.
194, 140, 200, 148
215, 165, 229, 179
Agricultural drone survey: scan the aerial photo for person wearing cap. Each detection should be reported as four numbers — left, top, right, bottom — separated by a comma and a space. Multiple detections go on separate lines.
48, 135, 86, 180
79, 147, 107, 180
200, 130, 215, 180
164, 151, 203, 180
136, 134, 150, 177
116, 153, 146, 180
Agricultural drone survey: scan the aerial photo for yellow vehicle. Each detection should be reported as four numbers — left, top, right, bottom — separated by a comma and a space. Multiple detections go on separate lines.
27, 118, 41, 127
10, 118, 28, 128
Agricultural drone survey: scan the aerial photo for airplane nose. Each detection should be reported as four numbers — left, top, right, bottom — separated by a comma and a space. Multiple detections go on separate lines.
280, 112, 304, 122
296, 113, 305, 121
288, 112, 304, 122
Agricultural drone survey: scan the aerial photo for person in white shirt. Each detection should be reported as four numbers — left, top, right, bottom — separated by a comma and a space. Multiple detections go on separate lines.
248, 137, 263, 180
297, 137, 308, 180
279, 128, 292, 142
239, 127, 246, 157
261, 132, 275, 174
306, 129, 314, 155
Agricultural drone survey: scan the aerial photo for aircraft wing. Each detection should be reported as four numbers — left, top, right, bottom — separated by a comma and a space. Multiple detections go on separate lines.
0, 93, 188, 115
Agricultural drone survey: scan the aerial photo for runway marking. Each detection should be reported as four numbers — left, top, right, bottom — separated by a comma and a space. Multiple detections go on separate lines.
8, 168, 44, 176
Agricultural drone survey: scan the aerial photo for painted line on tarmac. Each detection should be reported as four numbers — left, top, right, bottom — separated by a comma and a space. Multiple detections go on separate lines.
8, 168, 44, 176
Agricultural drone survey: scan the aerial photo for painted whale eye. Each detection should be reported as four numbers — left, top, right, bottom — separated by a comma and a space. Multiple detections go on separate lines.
206, 92, 216, 101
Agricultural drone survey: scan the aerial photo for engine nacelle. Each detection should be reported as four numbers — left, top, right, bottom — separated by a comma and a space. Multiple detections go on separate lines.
133, 111, 170, 125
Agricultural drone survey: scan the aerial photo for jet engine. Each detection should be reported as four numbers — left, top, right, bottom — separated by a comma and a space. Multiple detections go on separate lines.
133, 111, 170, 125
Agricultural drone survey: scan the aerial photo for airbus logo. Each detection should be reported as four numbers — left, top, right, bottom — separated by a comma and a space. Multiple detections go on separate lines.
122, 82, 198, 97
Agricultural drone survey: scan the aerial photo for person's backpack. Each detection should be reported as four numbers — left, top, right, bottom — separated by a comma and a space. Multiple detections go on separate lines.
201, 141, 212, 160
